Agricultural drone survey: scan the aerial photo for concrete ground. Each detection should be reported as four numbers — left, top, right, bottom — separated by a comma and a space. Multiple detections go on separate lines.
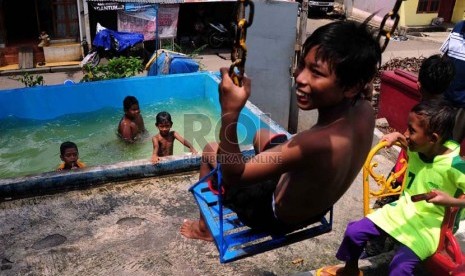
0, 17, 460, 276
0, 142, 396, 276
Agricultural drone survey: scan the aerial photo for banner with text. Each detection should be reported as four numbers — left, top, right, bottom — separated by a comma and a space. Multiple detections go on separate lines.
117, 4, 179, 41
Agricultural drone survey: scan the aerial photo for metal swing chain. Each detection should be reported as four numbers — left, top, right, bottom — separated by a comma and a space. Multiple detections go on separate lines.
229, 0, 254, 86
377, 0, 406, 53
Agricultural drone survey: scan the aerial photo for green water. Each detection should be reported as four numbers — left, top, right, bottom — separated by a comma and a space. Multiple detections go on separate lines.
0, 98, 234, 179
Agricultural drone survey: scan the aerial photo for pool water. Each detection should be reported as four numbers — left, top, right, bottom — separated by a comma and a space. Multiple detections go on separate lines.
0, 97, 254, 179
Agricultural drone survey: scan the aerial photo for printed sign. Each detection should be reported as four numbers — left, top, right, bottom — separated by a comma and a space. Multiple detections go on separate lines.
117, 4, 179, 40
91, 2, 124, 11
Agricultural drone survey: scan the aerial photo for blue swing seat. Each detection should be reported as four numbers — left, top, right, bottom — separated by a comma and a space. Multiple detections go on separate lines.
189, 164, 333, 263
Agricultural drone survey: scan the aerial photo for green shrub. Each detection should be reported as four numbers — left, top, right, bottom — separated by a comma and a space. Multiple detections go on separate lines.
81, 56, 144, 82
9, 72, 44, 87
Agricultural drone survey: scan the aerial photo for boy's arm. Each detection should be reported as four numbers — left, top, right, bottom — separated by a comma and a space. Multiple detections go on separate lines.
173, 132, 197, 154
381, 132, 407, 147
119, 121, 134, 143
427, 190, 465, 207
217, 68, 301, 185
151, 136, 160, 163
217, 68, 248, 181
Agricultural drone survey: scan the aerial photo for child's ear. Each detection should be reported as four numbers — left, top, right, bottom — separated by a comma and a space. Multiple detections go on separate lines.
60, 155, 65, 161
430, 133, 440, 144
343, 85, 360, 99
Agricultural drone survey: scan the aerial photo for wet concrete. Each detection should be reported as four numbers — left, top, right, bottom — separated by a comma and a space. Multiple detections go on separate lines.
0, 164, 374, 276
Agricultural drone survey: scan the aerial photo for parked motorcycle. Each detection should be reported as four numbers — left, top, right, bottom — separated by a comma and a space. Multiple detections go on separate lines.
207, 22, 234, 49
81, 26, 145, 67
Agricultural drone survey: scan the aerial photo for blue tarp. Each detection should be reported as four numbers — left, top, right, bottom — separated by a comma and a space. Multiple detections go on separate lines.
93, 29, 144, 52
147, 51, 199, 76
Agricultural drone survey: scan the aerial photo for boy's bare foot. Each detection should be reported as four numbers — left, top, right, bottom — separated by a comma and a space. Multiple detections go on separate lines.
180, 219, 214, 242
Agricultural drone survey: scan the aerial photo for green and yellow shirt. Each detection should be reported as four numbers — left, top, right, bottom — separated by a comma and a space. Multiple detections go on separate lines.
368, 140, 465, 260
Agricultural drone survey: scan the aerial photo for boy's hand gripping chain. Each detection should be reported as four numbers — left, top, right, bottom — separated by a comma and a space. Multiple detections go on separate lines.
229, 0, 254, 86
377, 0, 405, 52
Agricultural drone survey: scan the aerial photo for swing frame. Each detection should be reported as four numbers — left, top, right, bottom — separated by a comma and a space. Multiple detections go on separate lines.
189, 164, 333, 263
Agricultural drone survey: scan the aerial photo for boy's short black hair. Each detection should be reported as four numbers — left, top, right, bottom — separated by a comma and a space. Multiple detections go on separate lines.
411, 100, 456, 142
156, 111, 173, 126
301, 20, 381, 93
418, 54, 455, 96
123, 96, 139, 111
60, 141, 78, 156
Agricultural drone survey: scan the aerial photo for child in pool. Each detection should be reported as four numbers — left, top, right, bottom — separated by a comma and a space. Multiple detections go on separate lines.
118, 96, 147, 143
57, 141, 86, 171
151, 111, 197, 163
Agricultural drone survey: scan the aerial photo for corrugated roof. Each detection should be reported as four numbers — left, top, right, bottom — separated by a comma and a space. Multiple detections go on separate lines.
86, 0, 183, 3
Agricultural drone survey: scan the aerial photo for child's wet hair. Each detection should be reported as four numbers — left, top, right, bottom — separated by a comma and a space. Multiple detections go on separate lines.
60, 141, 78, 156
156, 111, 173, 126
300, 20, 382, 93
418, 54, 455, 96
411, 100, 456, 142
123, 96, 139, 111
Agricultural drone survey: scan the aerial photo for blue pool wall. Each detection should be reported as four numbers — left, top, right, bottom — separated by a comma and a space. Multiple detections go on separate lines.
1, 72, 216, 120
0, 72, 289, 200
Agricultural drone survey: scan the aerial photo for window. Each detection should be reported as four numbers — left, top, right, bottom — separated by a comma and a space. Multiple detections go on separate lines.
417, 0, 440, 13
52, 0, 78, 38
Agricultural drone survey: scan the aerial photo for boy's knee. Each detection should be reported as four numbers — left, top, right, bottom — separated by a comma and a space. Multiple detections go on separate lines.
203, 142, 218, 153
344, 220, 367, 241
253, 129, 275, 153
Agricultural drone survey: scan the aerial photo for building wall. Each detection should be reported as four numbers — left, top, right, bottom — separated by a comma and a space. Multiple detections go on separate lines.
346, 0, 462, 27
452, 0, 465, 23
403, 0, 437, 26
353, 0, 394, 15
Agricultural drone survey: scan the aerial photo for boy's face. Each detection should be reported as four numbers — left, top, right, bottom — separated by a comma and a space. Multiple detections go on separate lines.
156, 122, 172, 136
404, 112, 432, 153
125, 104, 140, 119
293, 47, 347, 110
60, 148, 79, 166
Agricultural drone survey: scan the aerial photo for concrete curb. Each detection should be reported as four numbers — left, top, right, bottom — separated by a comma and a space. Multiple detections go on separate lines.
0, 65, 81, 76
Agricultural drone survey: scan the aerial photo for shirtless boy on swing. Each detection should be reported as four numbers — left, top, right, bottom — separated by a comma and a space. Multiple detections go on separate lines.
181, 20, 382, 240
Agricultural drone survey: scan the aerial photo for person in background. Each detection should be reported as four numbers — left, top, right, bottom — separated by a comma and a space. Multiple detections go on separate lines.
38, 31, 50, 47
57, 141, 86, 171
118, 95, 147, 143
380, 54, 455, 201
151, 111, 197, 163
440, 20, 465, 145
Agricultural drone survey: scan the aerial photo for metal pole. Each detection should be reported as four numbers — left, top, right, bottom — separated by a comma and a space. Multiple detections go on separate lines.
76, 0, 84, 42
296, 0, 308, 65
288, 0, 308, 134
155, 4, 159, 75
34, 0, 41, 33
